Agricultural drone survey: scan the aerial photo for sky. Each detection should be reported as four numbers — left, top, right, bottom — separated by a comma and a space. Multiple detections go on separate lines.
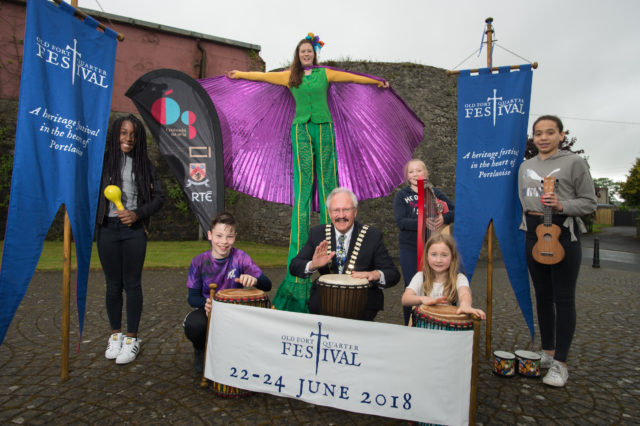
78, 0, 640, 184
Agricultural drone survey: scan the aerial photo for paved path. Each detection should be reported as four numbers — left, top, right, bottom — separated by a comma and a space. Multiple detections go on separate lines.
1, 227, 639, 424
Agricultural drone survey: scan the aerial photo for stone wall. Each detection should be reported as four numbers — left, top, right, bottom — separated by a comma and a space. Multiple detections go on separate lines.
0, 61, 461, 256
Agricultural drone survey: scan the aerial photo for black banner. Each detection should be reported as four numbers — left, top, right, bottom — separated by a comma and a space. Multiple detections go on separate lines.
126, 69, 224, 231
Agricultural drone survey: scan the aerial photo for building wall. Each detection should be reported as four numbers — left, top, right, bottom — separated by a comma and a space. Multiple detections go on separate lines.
0, 0, 264, 112
0, 0, 264, 240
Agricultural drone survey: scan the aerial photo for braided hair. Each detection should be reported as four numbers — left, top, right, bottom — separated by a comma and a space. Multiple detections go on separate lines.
103, 114, 153, 206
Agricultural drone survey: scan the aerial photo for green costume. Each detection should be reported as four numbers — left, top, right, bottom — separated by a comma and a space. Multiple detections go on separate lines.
233, 67, 382, 312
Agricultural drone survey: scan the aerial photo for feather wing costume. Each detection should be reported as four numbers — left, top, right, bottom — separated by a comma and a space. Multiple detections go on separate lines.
198, 67, 424, 205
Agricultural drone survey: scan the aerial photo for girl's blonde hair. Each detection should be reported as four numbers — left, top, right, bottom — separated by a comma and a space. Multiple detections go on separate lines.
421, 233, 460, 303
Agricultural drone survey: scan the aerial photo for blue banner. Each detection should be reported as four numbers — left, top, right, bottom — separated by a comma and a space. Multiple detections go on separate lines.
453, 65, 534, 337
0, 0, 117, 344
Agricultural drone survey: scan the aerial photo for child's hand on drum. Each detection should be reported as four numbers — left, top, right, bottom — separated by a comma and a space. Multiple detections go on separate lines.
456, 303, 486, 320
235, 274, 258, 288
204, 297, 212, 315
420, 295, 448, 306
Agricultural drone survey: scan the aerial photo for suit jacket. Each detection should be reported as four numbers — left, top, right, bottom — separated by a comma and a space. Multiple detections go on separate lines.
289, 221, 400, 318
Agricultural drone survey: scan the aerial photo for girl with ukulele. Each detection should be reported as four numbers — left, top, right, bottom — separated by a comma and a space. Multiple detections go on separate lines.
517, 115, 596, 387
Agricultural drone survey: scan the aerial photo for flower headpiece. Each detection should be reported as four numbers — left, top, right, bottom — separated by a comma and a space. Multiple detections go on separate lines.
305, 32, 325, 52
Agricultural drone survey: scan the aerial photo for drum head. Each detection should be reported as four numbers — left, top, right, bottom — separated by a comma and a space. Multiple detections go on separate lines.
416, 304, 472, 324
514, 350, 541, 360
493, 350, 515, 360
214, 288, 265, 300
317, 274, 370, 286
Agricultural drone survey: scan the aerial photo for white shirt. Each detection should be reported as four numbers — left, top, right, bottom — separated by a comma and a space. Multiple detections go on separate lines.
407, 272, 469, 297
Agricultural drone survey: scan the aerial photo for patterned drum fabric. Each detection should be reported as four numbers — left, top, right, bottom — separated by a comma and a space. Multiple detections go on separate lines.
493, 351, 516, 377
411, 304, 474, 331
515, 349, 541, 378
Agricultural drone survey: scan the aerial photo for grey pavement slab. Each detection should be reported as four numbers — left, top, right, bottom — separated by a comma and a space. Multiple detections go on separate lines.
1, 246, 639, 424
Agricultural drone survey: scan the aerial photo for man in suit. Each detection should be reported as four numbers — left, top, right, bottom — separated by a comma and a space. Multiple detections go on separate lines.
289, 187, 400, 321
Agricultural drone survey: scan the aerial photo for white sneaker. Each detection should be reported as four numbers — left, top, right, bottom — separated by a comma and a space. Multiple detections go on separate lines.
115, 337, 140, 364
105, 333, 123, 359
540, 350, 553, 369
543, 360, 569, 387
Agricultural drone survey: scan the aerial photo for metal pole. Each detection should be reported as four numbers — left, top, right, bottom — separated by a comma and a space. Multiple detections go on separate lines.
592, 237, 600, 268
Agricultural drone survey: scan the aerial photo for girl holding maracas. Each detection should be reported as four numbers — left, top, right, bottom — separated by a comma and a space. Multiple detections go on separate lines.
96, 114, 164, 364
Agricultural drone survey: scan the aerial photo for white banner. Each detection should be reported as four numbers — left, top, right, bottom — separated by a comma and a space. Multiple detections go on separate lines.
205, 302, 473, 425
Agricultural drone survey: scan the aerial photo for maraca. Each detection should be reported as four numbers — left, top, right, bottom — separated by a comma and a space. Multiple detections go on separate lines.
104, 185, 124, 210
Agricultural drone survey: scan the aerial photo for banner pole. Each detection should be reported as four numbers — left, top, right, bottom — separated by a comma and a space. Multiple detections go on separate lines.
484, 17, 495, 359
445, 62, 538, 76
52, 0, 125, 41
58, 0, 81, 384
61, 210, 71, 382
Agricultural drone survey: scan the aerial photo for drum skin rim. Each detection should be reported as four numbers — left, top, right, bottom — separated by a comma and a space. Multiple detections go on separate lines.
316, 273, 370, 286
213, 288, 267, 302
315, 282, 372, 289
412, 305, 473, 328
514, 349, 541, 360
493, 350, 516, 359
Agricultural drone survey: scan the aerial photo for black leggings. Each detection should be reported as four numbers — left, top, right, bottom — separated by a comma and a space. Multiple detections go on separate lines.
525, 215, 581, 363
183, 308, 207, 351
399, 246, 418, 326
97, 219, 147, 334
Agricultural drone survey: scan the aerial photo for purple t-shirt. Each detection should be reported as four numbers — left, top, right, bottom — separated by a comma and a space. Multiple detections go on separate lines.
186, 248, 262, 298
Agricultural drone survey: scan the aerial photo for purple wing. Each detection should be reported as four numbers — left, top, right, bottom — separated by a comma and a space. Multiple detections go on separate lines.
329, 83, 424, 200
198, 71, 424, 205
198, 75, 295, 205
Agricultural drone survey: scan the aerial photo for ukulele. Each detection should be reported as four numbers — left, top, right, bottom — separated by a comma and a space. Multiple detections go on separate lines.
531, 177, 565, 265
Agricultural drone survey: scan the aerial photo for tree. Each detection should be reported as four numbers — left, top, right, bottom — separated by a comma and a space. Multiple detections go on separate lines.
619, 158, 640, 208
593, 177, 623, 203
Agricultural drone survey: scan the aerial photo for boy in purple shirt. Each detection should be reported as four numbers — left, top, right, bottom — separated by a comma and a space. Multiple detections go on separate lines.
183, 212, 271, 373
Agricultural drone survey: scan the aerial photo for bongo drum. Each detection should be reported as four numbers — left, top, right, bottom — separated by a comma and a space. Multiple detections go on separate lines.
315, 274, 371, 320
515, 350, 541, 378
209, 288, 270, 398
492, 351, 516, 377
411, 304, 474, 331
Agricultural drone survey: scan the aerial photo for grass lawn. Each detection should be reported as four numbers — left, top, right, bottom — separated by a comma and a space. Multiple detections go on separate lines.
591, 223, 613, 233
0, 240, 288, 271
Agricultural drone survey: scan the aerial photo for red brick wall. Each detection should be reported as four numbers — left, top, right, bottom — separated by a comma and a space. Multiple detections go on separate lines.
0, 1, 264, 113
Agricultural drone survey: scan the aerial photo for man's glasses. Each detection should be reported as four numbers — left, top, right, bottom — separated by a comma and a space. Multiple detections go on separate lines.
330, 207, 355, 215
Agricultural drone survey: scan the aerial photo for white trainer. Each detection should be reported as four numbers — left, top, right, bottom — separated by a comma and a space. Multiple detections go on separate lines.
542, 360, 569, 387
115, 337, 141, 364
105, 333, 123, 359
540, 350, 553, 369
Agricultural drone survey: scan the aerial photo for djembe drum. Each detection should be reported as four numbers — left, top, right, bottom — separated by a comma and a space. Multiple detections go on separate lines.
208, 288, 270, 398
411, 304, 474, 331
315, 274, 371, 320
